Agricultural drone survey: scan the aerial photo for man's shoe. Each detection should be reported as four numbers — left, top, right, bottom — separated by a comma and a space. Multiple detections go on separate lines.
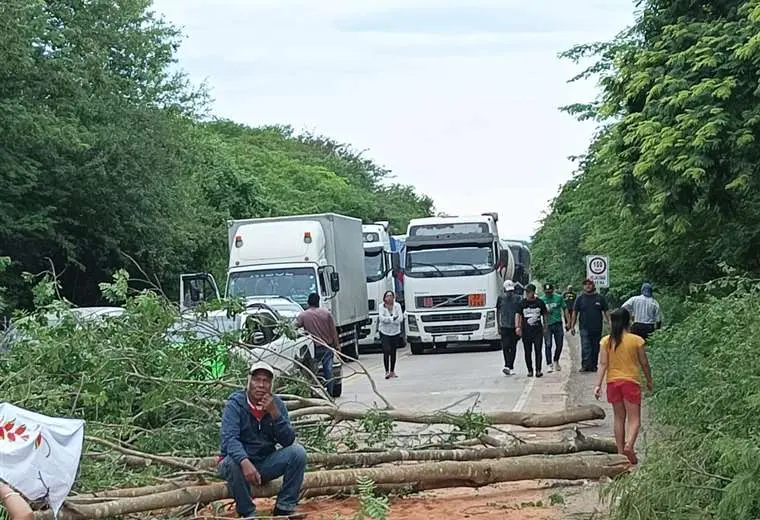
272, 507, 307, 519
536, 371, 543, 378
547, 363, 554, 373
502, 367, 511, 375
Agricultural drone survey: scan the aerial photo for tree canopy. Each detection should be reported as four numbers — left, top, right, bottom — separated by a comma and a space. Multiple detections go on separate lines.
532, 0, 760, 300
0, 0, 433, 311
533, 2, 760, 518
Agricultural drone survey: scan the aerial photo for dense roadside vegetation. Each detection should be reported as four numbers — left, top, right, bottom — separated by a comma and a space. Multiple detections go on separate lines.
532, 1, 760, 518
0, 0, 432, 314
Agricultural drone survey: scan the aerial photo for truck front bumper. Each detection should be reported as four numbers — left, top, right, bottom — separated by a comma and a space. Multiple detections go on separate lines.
405, 308, 500, 344
358, 314, 380, 346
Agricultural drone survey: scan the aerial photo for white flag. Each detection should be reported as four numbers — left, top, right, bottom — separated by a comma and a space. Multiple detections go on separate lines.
0, 403, 85, 518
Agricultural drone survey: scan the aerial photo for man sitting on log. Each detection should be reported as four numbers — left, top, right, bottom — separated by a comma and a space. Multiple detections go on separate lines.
219, 361, 307, 519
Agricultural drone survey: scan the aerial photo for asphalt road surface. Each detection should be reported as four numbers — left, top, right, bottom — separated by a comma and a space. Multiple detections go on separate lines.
340, 339, 576, 420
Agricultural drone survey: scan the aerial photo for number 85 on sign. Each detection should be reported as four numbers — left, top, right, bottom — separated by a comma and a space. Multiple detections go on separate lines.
585, 255, 609, 288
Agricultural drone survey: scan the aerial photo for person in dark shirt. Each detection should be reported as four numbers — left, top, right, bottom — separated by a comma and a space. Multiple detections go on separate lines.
219, 362, 307, 519
562, 285, 577, 330
496, 280, 522, 376
295, 293, 340, 395
570, 279, 610, 372
516, 283, 548, 377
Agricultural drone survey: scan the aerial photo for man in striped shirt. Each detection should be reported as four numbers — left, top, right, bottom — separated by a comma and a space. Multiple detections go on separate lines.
622, 282, 663, 340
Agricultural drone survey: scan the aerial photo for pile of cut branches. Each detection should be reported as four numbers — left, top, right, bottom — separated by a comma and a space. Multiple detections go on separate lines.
0, 274, 628, 520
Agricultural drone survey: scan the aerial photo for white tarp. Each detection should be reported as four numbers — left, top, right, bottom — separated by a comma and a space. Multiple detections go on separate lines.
0, 403, 85, 517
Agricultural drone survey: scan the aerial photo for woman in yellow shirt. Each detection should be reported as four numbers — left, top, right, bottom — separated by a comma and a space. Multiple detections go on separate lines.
594, 307, 653, 465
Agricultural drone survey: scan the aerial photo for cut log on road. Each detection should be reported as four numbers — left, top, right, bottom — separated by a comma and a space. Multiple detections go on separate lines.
38, 454, 629, 520
288, 404, 605, 427
106, 433, 616, 470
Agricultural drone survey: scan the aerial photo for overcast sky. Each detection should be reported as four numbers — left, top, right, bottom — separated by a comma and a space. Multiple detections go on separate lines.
152, 0, 635, 241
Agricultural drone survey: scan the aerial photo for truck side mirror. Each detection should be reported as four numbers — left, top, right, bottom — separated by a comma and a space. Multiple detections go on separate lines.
330, 272, 341, 293
499, 249, 509, 266
390, 251, 400, 274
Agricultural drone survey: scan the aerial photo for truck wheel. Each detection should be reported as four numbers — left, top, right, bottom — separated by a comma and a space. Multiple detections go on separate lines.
341, 329, 360, 362
410, 342, 424, 355
342, 341, 358, 362
330, 379, 343, 398
329, 360, 343, 398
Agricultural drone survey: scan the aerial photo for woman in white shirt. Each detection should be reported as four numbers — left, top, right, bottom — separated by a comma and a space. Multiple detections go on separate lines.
378, 290, 403, 379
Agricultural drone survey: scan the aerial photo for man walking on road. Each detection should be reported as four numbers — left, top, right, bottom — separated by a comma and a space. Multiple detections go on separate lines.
622, 282, 663, 340
295, 293, 340, 395
496, 280, 522, 376
540, 284, 568, 373
516, 283, 548, 377
562, 286, 576, 321
570, 279, 610, 372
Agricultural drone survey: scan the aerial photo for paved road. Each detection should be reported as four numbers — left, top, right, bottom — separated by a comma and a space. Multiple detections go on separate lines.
339, 338, 577, 420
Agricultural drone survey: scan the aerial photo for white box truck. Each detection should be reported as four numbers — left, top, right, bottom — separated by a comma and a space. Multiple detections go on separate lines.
402, 213, 517, 355
180, 213, 370, 361
358, 222, 401, 351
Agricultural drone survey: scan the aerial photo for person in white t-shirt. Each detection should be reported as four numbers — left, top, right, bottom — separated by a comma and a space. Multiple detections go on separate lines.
378, 290, 403, 379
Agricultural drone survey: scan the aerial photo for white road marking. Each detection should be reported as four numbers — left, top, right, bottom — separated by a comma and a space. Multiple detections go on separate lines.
512, 376, 535, 412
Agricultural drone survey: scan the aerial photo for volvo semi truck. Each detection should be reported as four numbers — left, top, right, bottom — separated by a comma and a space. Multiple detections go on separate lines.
180, 213, 369, 360
358, 222, 400, 351
402, 213, 516, 355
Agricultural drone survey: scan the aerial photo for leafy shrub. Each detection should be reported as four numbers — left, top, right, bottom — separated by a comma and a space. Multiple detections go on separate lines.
0, 273, 251, 491
606, 279, 760, 519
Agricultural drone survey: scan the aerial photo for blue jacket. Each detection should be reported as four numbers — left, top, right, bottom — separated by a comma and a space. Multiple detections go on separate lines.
220, 390, 296, 465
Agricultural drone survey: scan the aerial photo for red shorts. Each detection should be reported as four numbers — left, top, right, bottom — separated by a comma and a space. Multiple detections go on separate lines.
606, 380, 641, 405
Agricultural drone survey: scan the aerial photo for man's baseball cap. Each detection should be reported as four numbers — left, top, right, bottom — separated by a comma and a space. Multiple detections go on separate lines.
544, 283, 554, 291
503, 280, 516, 291
249, 361, 275, 378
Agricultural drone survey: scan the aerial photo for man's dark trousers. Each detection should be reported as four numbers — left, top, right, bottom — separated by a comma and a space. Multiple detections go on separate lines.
314, 345, 334, 395
580, 328, 602, 371
499, 327, 517, 369
522, 331, 543, 374
544, 322, 564, 364
218, 444, 307, 516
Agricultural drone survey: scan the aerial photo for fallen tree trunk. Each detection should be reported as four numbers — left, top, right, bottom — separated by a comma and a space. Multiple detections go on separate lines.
104, 432, 616, 471
39, 454, 629, 520
288, 404, 605, 428
111, 434, 617, 471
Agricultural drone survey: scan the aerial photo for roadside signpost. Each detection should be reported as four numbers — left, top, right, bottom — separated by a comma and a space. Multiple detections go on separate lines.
585, 255, 609, 288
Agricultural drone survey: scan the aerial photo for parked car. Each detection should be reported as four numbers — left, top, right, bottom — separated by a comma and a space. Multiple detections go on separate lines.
0, 306, 126, 352
170, 299, 343, 397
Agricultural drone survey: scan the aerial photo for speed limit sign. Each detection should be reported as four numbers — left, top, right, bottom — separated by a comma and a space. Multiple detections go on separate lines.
585, 255, 609, 287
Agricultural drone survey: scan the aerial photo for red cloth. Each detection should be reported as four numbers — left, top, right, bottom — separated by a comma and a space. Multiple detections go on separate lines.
606, 380, 642, 405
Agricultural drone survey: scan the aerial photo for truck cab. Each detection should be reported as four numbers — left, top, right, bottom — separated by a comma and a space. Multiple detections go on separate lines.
358, 222, 400, 351
402, 213, 514, 355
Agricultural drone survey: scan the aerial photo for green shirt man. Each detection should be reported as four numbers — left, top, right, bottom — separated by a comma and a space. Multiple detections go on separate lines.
540, 284, 567, 325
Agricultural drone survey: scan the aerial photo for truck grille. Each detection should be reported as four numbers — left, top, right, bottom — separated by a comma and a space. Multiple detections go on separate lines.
420, 312, 481, 322
423, 324, 480, 334
415, 294, 470, 309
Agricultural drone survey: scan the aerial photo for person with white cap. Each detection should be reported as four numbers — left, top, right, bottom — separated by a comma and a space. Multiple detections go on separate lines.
496, 280, 522, 375
218, 361, 307, 519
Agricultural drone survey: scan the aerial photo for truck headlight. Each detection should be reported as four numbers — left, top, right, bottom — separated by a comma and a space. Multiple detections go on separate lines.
407, 315, 419, 332
485, 310, 496, 328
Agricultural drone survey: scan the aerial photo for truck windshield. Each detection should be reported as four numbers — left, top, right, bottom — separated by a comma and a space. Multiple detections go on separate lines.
364, 249, 386, 283
227, 267, 317, 309
406, 246, 495, 278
